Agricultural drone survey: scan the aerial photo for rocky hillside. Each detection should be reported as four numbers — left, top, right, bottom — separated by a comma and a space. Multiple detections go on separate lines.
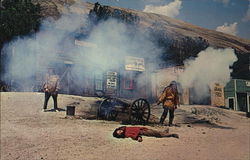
31, 0, 92, 17
33, 0, 250, 79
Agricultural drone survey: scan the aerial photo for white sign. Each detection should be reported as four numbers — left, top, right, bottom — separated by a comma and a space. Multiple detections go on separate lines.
106, 71, 117, 89
246, 81, 250, 87
125, 56, 145, 71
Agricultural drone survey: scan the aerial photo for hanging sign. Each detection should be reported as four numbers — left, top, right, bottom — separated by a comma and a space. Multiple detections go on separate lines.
125, 56, 145, 71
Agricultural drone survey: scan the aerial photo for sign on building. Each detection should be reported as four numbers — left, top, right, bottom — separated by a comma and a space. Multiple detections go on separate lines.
125, 56, 145, 71
246, 81, 250, 87
211, 83, 225, 107
106, 71, 117, 89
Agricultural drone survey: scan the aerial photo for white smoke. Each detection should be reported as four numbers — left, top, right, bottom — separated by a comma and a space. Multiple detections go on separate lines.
143, 0, 182, 18
69, 18, 162, 96
2, 10, 87, 91
216, 22, 238, 36
242, 0, 250, 22
2, 5, 162, 92
75, 19, 161, 71
178, 47, 237, 102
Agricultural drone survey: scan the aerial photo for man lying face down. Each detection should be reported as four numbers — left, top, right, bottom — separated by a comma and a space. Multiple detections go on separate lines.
113, 126, 179, 142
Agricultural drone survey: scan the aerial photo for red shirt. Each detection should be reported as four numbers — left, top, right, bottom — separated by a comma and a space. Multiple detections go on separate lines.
124, 127, 148, 140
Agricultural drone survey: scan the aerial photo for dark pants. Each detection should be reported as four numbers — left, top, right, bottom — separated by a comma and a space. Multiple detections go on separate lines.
160, 107, 175, 125
140, 129, 178, 138
43, 92, 58, 109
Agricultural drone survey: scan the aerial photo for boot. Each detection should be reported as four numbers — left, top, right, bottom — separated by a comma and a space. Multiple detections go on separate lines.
171, 134, 179, 138
159, 118, 164, 125
168, 119, 173, 127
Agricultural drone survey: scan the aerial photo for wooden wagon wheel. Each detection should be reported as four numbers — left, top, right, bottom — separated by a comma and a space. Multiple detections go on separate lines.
130, 98, 150, 125
97, 97, 118, 121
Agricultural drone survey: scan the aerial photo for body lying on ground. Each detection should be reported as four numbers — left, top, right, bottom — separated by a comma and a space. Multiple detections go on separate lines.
113, 126, 179, 142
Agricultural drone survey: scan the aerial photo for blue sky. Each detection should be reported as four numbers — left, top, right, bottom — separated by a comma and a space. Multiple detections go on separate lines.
86, 0, 250, 40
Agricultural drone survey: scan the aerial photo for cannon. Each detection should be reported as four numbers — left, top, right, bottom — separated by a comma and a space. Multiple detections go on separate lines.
97, 97, 151, 125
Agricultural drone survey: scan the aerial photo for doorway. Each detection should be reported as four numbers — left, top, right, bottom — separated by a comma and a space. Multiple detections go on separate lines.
237, 93, 247, 112
228, 98, 234, 110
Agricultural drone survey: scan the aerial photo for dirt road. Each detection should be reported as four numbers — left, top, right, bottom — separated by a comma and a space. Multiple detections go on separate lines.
1, 92, 249, 160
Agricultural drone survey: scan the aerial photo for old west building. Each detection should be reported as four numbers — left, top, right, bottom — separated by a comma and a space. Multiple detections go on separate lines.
224, 79, 250, 112
66, 40, 152, 99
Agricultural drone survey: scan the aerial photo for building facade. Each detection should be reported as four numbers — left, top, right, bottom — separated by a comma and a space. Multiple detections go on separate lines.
224, 79, 250, 112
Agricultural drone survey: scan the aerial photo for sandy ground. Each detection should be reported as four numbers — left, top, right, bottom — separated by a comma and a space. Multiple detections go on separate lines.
0, 92, 249, 160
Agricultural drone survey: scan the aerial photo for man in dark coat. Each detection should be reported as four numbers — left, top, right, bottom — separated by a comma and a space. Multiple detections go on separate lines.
42, 68, 60, 112
113, 126, 179, 142
157, 81, 180, 126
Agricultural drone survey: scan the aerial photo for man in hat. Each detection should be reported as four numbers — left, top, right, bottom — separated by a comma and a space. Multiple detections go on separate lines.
42, 68, 60, 112
157, 81, 180, 126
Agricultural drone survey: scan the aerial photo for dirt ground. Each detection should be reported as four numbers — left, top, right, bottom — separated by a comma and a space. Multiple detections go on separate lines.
1, 92, 249, 160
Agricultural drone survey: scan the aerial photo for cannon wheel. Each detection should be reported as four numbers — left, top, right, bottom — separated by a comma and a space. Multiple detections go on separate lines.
97, 97, 118, 121
130, 98, 150, 125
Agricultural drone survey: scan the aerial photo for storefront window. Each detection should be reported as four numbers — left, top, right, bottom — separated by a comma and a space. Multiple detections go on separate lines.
95, 72, 103, 91
123, 72, 133, 90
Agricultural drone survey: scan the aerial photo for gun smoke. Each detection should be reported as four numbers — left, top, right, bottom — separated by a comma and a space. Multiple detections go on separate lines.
1, 2, 238, 103
178, 47, 237, 102
1, 4, 162, 93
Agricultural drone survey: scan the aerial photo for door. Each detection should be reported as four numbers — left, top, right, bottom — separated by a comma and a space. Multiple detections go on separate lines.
189, 87, 211, 105
228, 98, 234, 110
237, 93, 247, 112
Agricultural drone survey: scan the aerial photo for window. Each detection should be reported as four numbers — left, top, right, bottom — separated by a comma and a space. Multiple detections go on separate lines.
95, 72, 103, 91
123, 72, 133, 90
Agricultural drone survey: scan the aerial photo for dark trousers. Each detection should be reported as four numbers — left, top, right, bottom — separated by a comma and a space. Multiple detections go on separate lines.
140, 129, 177, 138
43, 92, 58, 109
160, 107, 175, 125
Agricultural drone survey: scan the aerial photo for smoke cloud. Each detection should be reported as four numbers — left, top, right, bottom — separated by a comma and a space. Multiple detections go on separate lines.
143, 0, 182, 18
178, 47, 237, 102
75, 19, 161, 71
1, 4, 162, 92
1, 7, 87, 91
216, 22, 238, 36
2, 1, 238, 103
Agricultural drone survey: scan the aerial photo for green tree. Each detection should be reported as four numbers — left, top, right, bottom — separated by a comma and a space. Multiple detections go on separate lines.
0, 0, 41, 49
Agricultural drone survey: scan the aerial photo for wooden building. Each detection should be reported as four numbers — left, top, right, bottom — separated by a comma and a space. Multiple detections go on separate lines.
224, 79, 250, 112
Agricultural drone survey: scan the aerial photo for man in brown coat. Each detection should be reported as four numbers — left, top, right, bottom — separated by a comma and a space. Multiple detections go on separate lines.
43, 68, 60, 112
157, 81, 180, 126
